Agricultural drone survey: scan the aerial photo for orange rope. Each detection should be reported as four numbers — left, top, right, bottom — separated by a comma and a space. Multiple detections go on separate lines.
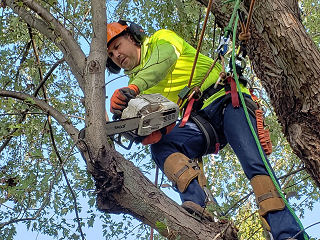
187, 0, 215, 88
245, 0, 255, 34
177, 0, 215, 106
238, 0, 256, 42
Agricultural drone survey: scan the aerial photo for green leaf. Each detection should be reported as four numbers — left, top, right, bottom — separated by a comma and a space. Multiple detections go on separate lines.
25, 97, 36, 105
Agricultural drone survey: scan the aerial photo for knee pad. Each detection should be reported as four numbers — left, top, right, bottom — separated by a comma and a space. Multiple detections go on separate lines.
164, 152, 206, 192
250, 175, 285, 216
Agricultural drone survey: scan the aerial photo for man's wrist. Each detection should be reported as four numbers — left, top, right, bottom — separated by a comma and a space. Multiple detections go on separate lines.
128, 84, 140, 95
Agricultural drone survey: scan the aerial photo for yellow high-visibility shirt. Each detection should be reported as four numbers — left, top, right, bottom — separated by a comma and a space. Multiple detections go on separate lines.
126, 29, 249, 109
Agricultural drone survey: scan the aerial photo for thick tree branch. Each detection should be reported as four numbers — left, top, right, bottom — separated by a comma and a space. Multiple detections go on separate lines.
195, 0, 320, 187
248, 0, 320, 187
90, 0, 108, 54
5, 0, 86, 91
83, 0, 108, 155
28, 31, 85, 239
0, 57, 65, 154
0, 26, 65, 153
0, 90, 79, 142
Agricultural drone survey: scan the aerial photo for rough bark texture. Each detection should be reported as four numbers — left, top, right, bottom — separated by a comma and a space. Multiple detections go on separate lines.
90, 149, 238, 240
243, 0, 320, 187
78, 0, 320, 238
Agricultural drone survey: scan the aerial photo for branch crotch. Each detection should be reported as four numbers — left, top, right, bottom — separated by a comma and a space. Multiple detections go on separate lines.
91, 147, 124, 212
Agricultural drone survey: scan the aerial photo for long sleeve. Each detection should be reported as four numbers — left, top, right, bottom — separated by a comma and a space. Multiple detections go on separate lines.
128, 42, 180, 92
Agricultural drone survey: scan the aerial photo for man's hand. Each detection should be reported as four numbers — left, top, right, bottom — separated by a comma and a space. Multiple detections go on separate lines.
110, 84, 139, 119
142, 123, 176, 145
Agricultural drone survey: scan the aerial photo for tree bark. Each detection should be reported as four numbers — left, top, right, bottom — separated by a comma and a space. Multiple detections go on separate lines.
242, 0, 320, 187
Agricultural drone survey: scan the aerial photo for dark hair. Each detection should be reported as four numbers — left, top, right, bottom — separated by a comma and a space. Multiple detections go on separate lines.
118, 31, 141, 46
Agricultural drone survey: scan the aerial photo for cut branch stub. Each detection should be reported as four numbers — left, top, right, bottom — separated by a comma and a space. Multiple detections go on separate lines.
88, 60, 102, 74
90, 147, 125, 213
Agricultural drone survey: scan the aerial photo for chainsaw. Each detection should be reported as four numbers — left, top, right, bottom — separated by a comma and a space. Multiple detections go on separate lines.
106, 94, 179, 149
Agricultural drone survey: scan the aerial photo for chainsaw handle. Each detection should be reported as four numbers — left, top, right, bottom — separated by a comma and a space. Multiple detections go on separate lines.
111, 132, 143, 150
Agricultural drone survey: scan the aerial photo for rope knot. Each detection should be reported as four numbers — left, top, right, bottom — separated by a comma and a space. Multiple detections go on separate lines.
238, 32, 251, 41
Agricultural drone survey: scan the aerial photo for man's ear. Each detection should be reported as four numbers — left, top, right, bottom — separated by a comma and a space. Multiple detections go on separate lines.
129, 34, 142, 47
106, 58, 121, 74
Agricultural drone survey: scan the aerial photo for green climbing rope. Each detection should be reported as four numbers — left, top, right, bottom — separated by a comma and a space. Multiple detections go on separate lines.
223, 0, 241, 37
230, 12, 308, 240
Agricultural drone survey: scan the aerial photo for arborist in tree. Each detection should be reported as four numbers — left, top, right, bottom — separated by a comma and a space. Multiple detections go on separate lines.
106, 20, 307, 240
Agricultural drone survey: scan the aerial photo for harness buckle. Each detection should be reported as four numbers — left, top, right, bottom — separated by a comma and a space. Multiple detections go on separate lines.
178, 86, 191, 100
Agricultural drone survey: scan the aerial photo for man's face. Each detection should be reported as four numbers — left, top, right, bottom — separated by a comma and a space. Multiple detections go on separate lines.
107, 35, 141, 71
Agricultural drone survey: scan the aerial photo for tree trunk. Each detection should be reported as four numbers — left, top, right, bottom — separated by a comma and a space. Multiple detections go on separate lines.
89, 149, 238, 240
243, 0, 320, 187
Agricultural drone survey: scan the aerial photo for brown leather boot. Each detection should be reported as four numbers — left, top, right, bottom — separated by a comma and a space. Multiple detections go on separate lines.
181, 201, 215, 222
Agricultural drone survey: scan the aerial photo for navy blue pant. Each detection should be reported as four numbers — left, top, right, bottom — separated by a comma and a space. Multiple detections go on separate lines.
151, 96, 306, 240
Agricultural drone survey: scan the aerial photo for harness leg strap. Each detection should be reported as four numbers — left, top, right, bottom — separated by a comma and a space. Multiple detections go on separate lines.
190, 112, 220, 155
164, 152, 206, 193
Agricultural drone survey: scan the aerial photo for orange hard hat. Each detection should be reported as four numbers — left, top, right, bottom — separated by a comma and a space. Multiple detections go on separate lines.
107, 22, 128, 45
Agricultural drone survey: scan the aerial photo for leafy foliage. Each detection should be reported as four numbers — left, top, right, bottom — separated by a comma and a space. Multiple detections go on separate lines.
300, 0, 320, 47
0, 0, 319, 240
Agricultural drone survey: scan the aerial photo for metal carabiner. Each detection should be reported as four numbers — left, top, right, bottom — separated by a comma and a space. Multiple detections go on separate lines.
216, 36, 230, 57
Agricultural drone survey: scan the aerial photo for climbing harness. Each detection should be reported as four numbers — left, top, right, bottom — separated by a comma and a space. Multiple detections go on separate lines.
190, 112, 220, 155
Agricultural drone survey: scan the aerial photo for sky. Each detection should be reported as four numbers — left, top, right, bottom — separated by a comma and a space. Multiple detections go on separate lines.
7, 70, 320, 239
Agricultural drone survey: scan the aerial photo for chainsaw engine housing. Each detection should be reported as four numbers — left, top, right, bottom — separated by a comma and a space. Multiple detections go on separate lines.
121, 94, 179, 136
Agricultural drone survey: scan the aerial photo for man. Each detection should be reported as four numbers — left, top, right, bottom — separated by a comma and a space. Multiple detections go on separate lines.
107, 20, 307, 240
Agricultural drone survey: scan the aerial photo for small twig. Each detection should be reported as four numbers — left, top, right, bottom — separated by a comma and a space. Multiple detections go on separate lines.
223, 191, 252, 216
0, 160, 64, 228
38, 0, 90, 45
291, 221, 320, 239
235, 210, 258, 226
118, 222, 144, 240
47, 101, 85, 240
0, 112, 44, 116
222, 167, 307, 216
32, 27, 84, 239
247, 226, 263, 240
284, 176, 310, 190
213, 221, 232, 240
0, 31, 65, 154
0, 109, 28, 154
105, 74, 129, 86
34, 58, 65, 96
67, 114, 85, 121
14, 40, 32, 85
